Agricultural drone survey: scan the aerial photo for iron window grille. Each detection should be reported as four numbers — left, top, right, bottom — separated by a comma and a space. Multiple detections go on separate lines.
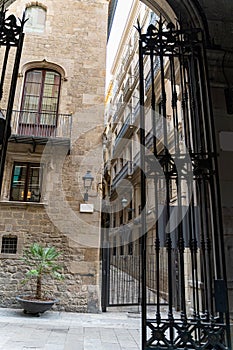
1, 235, 17, 254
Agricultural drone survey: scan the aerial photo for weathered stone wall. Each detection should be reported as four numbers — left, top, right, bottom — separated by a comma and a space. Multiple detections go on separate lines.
0, 202, 101, 312
0, 0, 108, 312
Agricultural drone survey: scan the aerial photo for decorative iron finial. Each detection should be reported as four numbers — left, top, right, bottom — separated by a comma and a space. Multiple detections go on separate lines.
133, 19, 141, 36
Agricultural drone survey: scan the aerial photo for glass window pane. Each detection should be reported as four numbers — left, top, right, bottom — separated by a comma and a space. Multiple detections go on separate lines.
21, 69, 61, 128
26, 70, 42, 84
25, 6, 46, 33
27, 164, 41, 202
23, 95, 39, 112
41, 97, 58, 112
10, 164, 27, 201
37, 8, 46, 25
24, 82, 41, 96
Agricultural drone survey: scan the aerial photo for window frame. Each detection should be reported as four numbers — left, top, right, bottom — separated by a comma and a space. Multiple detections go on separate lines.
21, 68, 61, 117
24, 5, 47, 33
1, 235, 18, 254
0, 232, 24, 259
19, 68, 61, 136
10, 162, 43, 203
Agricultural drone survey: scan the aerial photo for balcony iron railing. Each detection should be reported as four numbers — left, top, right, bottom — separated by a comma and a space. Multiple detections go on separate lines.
7, 110, 72, 139
133, 101, 140, 122
114, 114, 135, 150
123, 77, 132, 101
111, 160, 132, 189
112, 101, 125, 124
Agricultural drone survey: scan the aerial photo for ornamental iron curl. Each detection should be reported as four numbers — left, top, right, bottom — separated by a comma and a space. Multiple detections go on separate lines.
139, 16, 203, 57
0, 3, 26, 46
0, 2, 25, 192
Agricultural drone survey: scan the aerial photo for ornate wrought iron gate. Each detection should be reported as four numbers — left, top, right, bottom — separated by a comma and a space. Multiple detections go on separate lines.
0, 4, 25, 192
137, 17, 231, 350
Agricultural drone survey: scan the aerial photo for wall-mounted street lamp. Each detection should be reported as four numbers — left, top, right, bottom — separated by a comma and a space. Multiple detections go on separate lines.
121, 197, 128, 209
82, 170, 94, 202
121, 197, 135, 212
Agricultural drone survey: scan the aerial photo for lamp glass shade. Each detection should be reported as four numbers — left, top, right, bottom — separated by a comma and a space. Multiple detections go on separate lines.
121, 197, 128, 208
83, 170, 94, 189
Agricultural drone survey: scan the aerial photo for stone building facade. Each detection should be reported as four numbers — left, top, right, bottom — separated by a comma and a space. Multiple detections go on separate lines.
0, 0, 109, 312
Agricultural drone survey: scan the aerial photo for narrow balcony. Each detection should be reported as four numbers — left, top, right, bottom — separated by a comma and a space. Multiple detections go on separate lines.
123, 77, 134, 102
114, 114, 137, 154
7, 110, 72, 147
111, 160, 133, 190
132, 100, 140, 123
122, 49, 132, 70
112, 101, 125, 126
103, 159, 111, 178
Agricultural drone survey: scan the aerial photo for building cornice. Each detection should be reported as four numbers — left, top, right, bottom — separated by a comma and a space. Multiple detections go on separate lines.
111, 0, 139, 77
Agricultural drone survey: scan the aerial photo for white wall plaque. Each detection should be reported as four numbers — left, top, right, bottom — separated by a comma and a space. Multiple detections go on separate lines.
80, 203, 94, 213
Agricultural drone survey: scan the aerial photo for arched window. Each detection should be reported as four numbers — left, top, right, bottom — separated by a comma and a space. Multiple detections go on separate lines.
24, 5, 46, 33
19, 69, 61, 136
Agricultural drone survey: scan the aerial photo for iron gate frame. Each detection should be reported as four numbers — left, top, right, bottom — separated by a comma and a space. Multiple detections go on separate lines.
137, 16, 231, 350
0, 2, 26, 193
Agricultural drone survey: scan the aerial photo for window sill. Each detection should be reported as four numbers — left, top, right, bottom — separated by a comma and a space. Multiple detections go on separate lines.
0, 253, 20, 259
0, 200, 47, 207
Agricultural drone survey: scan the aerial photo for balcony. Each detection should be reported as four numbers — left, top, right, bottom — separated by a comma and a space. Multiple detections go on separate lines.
111, 161, 133, 190
104, 159, 111, 178
145, 57, 160, 93
7, 110, 72, 147
123, 77, 136, 102
122, 49, 132, 70
132, 100, 140, 123
113, 114, 137, 154
134, 62, 139, 77
112, 101, 125, 126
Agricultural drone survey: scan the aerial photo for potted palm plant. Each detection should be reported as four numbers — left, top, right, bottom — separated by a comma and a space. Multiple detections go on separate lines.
16, 243, 64, 315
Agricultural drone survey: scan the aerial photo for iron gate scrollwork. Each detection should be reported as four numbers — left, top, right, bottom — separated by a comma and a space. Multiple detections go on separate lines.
0, 2, 26, 192
137, 16, 231, 350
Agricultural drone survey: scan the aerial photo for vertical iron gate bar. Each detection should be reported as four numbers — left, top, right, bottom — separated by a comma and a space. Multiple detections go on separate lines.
158, 17, 174, 340
169, 54, 179, 155
0, 45, 10, 100
149, 35, 158, 312
197, 178, 208, 317
150, 48, 161, 323
180, 56, 192, 152
178, 44, 191, 324
201, 42, 231, 345
138, 22, 148, 349
203, 179, 214, 319
101, 218, 110, 312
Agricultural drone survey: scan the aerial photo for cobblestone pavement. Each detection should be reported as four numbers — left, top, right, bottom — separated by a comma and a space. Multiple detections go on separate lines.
0, 308, 141, 350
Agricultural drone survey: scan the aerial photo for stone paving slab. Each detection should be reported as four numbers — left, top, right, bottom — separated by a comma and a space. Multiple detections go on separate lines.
0, 308, 141, 350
